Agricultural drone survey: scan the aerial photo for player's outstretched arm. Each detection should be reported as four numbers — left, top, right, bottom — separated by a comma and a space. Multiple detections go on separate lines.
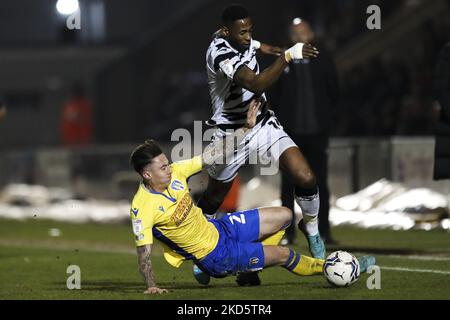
201, 99, 261, 168
234, 56, 287, 95
136, 244, 168, 294
234, 43, 319, 95
258, 42, 283, 56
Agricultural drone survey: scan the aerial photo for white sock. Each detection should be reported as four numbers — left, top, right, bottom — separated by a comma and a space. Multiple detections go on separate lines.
295, 192, 320, 236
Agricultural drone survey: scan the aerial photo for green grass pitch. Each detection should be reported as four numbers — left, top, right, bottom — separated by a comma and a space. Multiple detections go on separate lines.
0, 218, 449, 300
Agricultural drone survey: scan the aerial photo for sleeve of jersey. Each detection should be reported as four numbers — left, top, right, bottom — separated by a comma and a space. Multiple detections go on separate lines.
214, 50, 246, 80
172, 155, 203, 179
131, 208, 153, 247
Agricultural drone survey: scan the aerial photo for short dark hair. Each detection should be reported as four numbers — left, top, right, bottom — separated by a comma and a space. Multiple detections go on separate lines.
130, 140, 163, 174
221, 4, 249, 24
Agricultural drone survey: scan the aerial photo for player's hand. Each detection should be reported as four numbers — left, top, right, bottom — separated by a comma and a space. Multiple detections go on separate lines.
259, 43, 283, 56
244, 99, 262, 129
144, 287, 168, 294
284, 43, 319, 62
302, 43, 319, 59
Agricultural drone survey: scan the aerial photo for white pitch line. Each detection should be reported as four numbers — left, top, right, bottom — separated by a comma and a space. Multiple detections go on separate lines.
382, 255, 450, 262
381, 266, 450, 275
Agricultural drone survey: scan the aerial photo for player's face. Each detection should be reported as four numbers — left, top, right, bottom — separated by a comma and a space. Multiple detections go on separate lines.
227, 18, 253, 51
143, 153, 172, 188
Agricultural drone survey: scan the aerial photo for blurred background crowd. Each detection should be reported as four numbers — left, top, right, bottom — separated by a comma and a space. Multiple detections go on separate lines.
0, 0, 449, 147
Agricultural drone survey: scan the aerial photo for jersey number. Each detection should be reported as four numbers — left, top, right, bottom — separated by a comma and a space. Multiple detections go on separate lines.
229, 214, 246, 225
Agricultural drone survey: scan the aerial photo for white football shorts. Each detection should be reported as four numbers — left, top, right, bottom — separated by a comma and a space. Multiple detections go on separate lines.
206, 111, 297, 182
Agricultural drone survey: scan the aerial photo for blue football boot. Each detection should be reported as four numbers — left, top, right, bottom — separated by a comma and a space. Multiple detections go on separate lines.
298, 219, 326, 259
193, 264, 210, 285
358, 255, 376, 273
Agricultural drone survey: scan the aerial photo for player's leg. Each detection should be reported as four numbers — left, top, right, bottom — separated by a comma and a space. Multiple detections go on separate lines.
264, 246, 375, 275
253, 117, 325, 258
251, 206, 291, 247
220, 207, 291, 286
258, 206, 292, 240
307, 136, 333, 243
263, 245, 324, 276
197, 175, 234, 217
280, 173, 296, 245
234, 241, 375, 279
279, 146, 326, 259
235, 240, 323, 276
221, 207, 292, 243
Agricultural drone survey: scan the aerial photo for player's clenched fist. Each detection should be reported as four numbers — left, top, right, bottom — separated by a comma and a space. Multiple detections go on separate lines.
144, 287, 168, 294
284, 43, 319, 62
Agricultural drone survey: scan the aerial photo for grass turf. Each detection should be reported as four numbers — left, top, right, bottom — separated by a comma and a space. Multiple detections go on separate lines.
0, 218, 449, 300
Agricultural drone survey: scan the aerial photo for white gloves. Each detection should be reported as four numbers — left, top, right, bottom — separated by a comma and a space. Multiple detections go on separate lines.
284, 43, 304, 62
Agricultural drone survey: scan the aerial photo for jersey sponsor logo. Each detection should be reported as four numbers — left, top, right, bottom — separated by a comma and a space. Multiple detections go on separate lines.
131, 208, 139, 217
171, 180, 184, 191
171, 193, 193, 226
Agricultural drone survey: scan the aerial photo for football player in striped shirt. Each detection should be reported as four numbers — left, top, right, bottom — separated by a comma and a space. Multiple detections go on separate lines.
199, 4, 326, 285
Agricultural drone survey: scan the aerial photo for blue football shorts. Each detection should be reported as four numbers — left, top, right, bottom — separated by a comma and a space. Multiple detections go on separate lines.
197, 208, 265, 277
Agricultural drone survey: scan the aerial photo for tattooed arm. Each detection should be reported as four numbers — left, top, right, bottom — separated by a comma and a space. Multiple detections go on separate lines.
202, 99, 261, 168
136, 244, 168, 294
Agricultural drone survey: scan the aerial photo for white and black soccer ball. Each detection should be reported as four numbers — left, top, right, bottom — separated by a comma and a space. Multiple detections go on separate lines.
323, 251, 360, 287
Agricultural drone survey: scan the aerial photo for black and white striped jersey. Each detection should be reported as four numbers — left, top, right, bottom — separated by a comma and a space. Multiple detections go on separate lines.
206, 36, 267, 125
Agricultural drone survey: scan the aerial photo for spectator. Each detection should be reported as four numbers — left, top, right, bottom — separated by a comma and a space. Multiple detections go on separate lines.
60, 83, 93, 146
273, 18, 339, 245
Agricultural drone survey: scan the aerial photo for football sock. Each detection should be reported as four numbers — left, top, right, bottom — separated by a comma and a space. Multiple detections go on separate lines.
283, 248, 324, 276
294, 186, 320, 236
261, 230, 285, 246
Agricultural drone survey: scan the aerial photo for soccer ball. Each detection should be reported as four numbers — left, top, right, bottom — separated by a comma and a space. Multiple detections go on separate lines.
323, 251, 360, 287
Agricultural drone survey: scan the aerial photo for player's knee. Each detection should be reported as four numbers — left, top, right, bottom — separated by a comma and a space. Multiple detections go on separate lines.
278, 206, 293, 228
264, 245, 291, 266
294, 170, 316, 189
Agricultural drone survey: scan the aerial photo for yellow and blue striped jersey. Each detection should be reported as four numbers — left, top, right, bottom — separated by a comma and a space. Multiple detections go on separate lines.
129, 155, 219, 267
